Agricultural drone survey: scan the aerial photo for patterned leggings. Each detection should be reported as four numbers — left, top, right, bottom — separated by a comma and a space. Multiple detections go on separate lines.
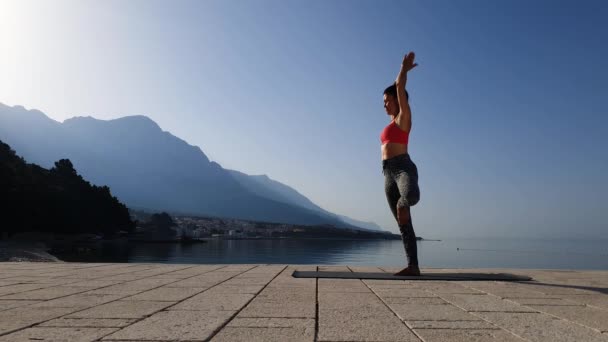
383, 154, 421, 266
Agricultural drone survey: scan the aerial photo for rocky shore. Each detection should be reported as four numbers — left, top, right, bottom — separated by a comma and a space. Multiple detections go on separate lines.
0, 240, 62, 262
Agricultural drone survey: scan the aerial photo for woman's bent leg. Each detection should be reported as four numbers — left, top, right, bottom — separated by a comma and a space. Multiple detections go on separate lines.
385, 171, 419, 269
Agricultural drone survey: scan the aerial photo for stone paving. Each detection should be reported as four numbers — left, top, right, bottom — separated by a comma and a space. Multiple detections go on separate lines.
0, 262, 607, 341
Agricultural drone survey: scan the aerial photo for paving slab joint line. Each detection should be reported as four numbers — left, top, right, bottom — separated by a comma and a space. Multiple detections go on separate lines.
438, 295, 532, 342
37, 263, 161, 279
0, 264, 234, 339
473, 285, 608, 334
201, 264, 289, 342
5, 263, 177, 294
348, 265, 425, 342
1, 263, 226, 309
407, 277, 531, 342
524, 304, 608, 334
92, 264, 264, 341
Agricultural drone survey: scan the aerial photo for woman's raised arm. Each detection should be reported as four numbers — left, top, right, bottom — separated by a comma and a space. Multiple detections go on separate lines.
395, 52, 418, 131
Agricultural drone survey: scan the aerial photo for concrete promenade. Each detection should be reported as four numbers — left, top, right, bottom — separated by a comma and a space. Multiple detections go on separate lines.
0, 262, 607, 341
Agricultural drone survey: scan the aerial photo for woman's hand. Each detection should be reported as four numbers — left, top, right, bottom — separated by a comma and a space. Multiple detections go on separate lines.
396, 52, 418, 85
402, 52, 418, 73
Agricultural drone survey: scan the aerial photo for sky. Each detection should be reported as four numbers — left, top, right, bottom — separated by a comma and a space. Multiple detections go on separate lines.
1, 0, 607, 239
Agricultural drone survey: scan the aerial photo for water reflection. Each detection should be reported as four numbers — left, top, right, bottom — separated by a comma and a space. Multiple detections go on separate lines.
54, 238, 608, 270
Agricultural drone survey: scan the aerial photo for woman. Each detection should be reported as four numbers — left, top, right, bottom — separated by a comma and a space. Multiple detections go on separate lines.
381, 51, 421, 276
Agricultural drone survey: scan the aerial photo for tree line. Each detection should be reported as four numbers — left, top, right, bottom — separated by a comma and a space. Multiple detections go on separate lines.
0, 140, 134, 238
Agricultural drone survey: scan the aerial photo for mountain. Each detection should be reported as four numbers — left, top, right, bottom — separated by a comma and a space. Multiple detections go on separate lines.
0, 103, 381, 230
227, 169, 383, 231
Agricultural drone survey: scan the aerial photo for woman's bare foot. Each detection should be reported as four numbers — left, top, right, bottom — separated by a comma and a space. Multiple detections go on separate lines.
393, 266, 420, 276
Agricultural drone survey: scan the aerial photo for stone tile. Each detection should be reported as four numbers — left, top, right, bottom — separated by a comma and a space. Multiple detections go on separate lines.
63, 280, 125, 288
373, 288, 438, 298
389, 303, 483, 321
0, 299, 40, 311
170, 293, 254, 311
215, 265, 256, 272
517, 283, 596, 296
0, 306, 79, 321
382, 297, 449, 305
85, 279, 175, 294
164, 273, 236, 288
319, 292, 385, 310
414, 328, 526, 342
0, 327, 118, 342
266, 268, 315, 288
223, 277, 275, 286
257, 284, 311, 295
0, 307, 80, 334
507, 297, 585, 306
122, 266, 194, 278
318, 307, 419, 341
237, 269, 316, 318
243, 266, 282, 276
82, 287, 149, 296
320, 306, 396, 320
0, 280, 21, 287
0, 286, 95, 300
266, 279, 315, 289
121, 286, 205, 301
0, 283, 50, 296
102, 310, 235, 341
408, 320, 500, 329
475, 311, 608, 342
213, 318, 315, 342
212, 326, 314, 342
226, 317, 315, 328
29, 293, 126, 309
66, 300, 173, 319
365, 283, 414, 289
421, 283, 486, 295
94, 274, 148, 282
239, 299, 315, 318
161, 265, 224, 277
363, 279, 411, 286
560, 294, 608, 309
441, 294, 537, 312
39, 317, 137, 328
116, 278, 178, 287
529, 304, 608, 332
0, 320, 35, 336
471, 286, 551, 299
1, 276, 76, 285
144, 272, 209, 280
318, 279, 371, 292
1, 265, 606, 341
204, 285, 265, 294
255, 289, 314, 302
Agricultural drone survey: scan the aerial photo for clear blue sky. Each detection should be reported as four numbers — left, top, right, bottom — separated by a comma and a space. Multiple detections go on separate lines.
1, 0, 606, 238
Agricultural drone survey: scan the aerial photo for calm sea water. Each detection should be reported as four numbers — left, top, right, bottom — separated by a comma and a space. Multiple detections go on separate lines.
56, 238, 608, 270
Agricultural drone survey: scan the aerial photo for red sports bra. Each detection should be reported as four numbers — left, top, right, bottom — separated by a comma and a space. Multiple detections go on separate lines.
380, 120, 409, 145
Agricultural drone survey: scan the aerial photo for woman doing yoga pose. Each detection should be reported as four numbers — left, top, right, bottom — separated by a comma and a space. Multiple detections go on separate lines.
381, 52, 421, 276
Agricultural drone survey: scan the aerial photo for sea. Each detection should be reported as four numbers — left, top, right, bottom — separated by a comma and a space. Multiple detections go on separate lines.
54, 237, 608, 270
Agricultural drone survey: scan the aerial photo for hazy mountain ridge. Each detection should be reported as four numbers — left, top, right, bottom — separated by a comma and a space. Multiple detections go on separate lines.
227, 169, 383, 231
0, 103, 382, 231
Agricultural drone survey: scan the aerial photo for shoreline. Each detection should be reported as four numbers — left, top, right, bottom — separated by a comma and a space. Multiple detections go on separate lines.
0, 236, 402, 263
0, 240, 63, 262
